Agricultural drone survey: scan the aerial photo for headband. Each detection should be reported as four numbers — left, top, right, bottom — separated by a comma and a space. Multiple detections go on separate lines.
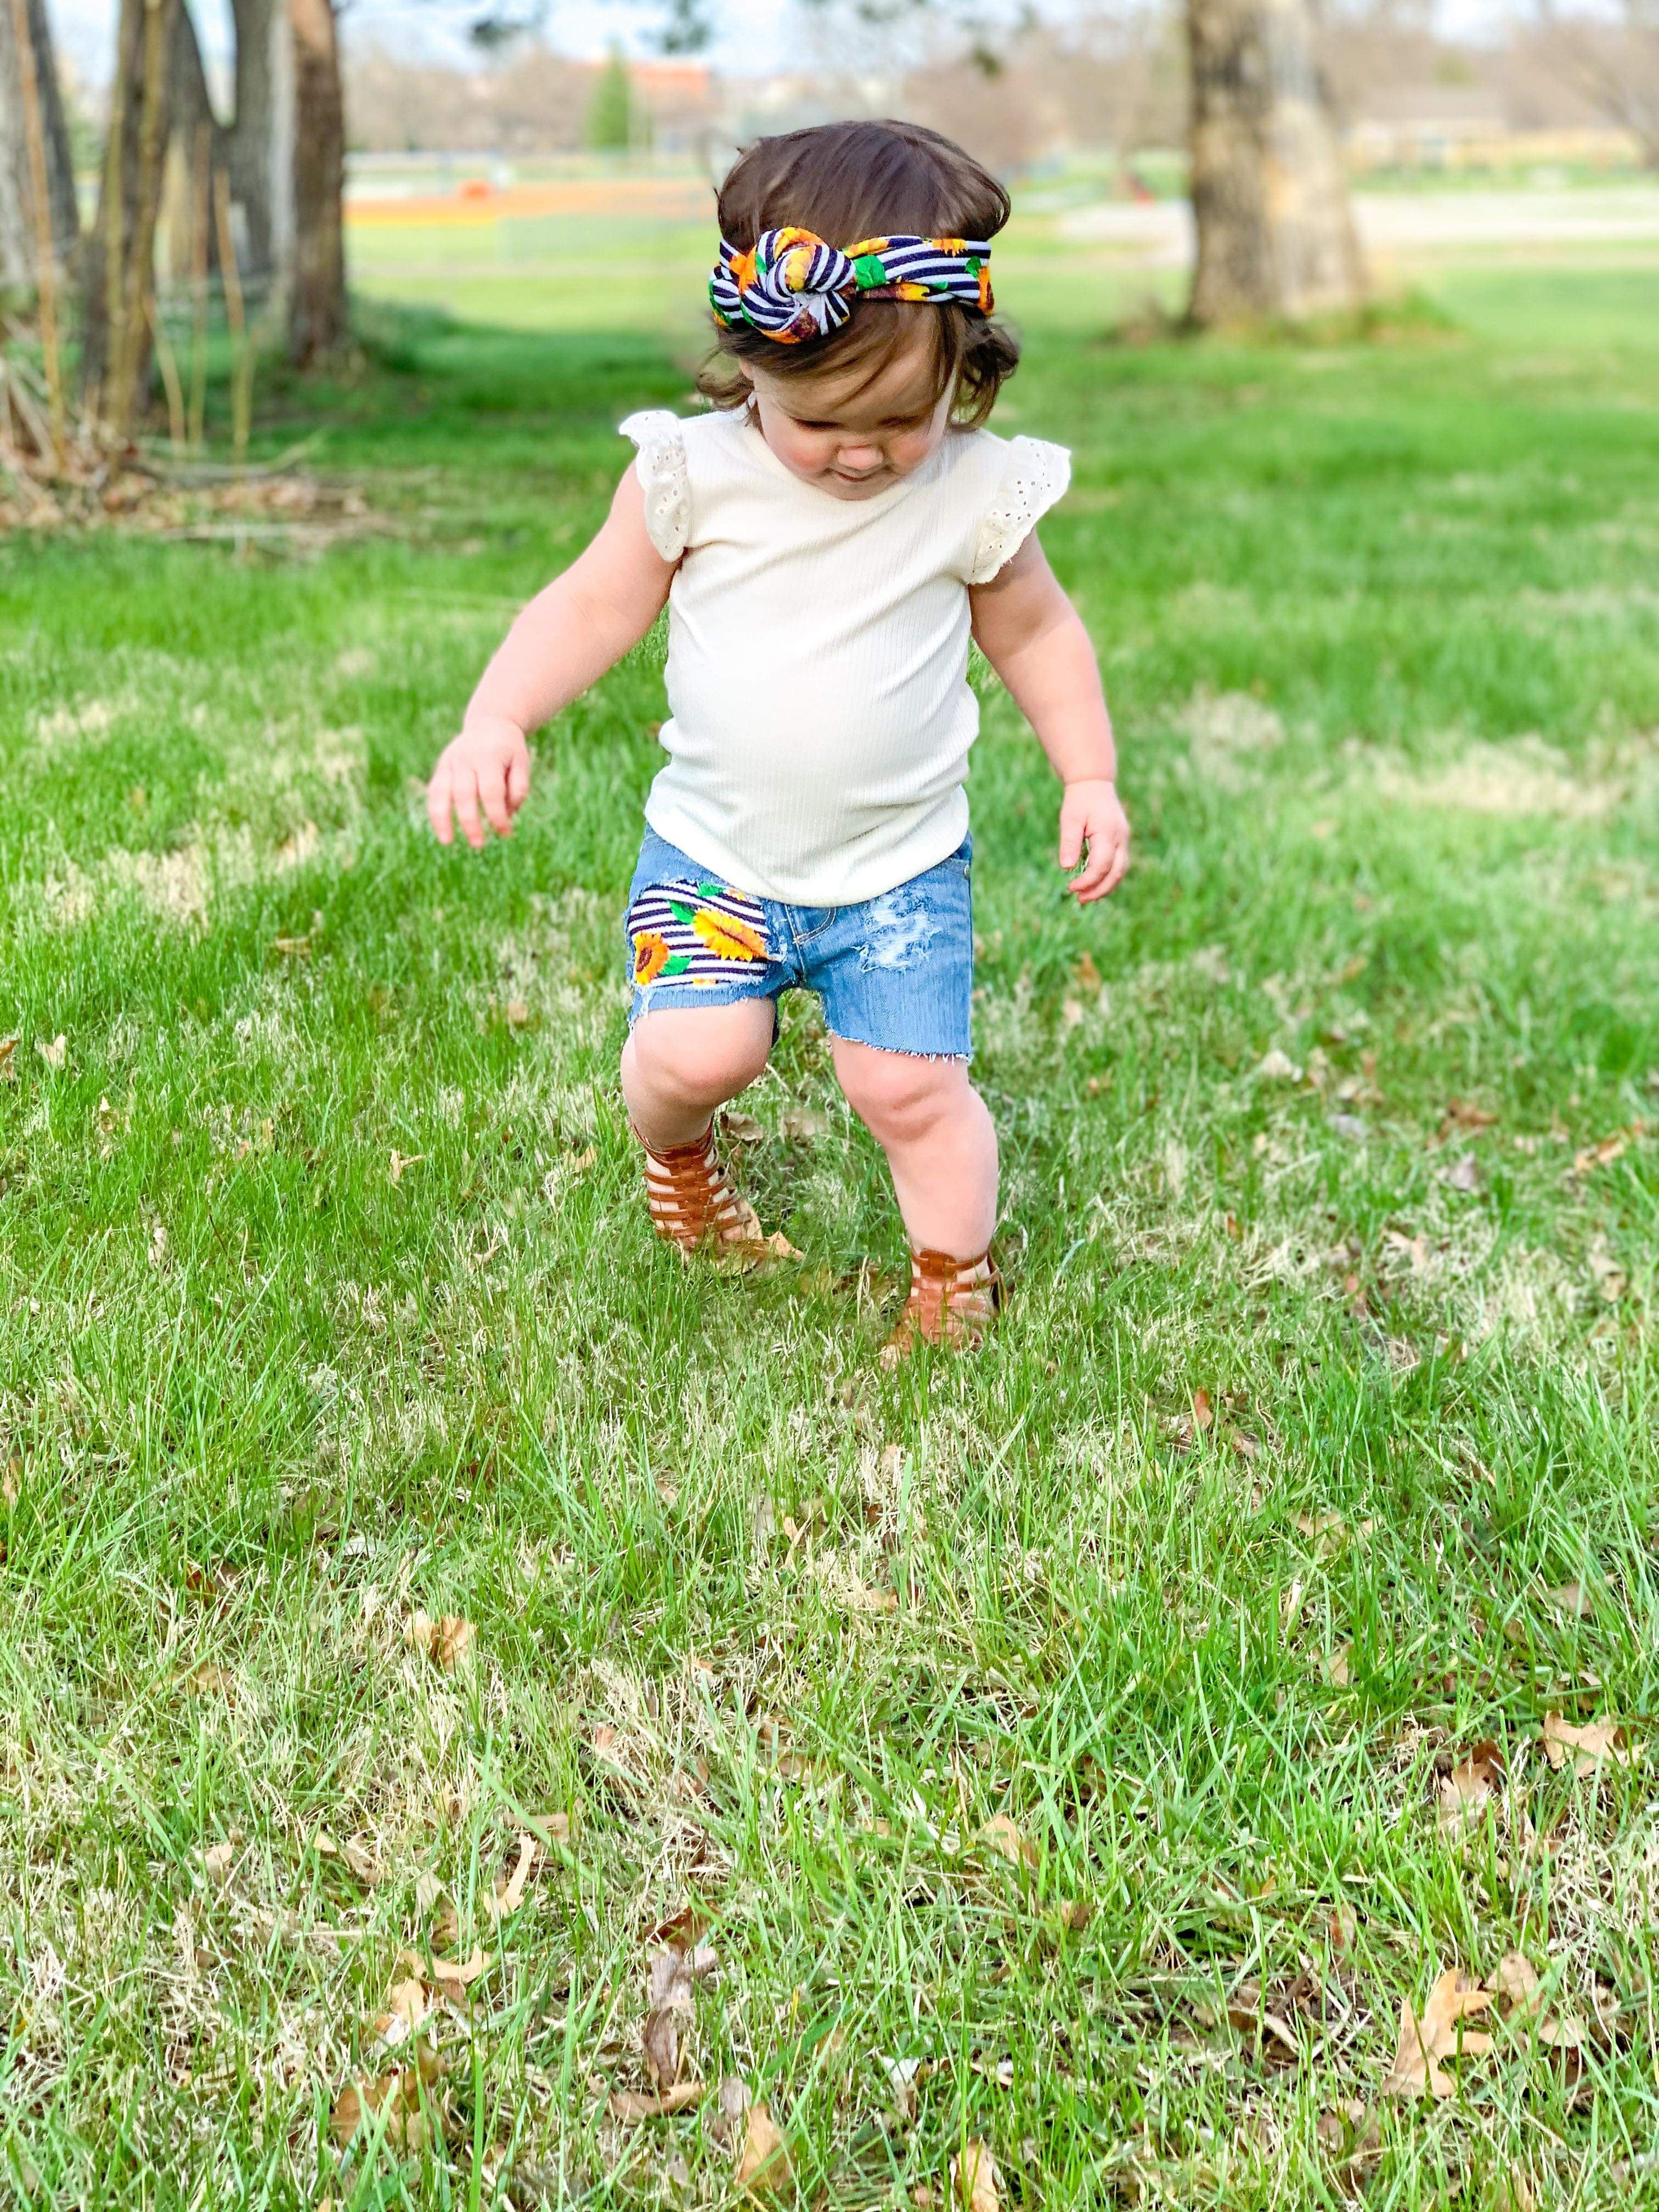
709, 227, 994, 345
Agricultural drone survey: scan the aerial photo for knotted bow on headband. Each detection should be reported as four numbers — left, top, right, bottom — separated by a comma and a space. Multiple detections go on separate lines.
709, 227, 994, 345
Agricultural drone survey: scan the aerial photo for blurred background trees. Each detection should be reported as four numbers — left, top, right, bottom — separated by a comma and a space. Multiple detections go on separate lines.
1, 0, 79, 286
3, 0, 1654, 452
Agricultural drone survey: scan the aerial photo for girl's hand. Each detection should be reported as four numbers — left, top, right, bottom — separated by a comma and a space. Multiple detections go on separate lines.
1059, 778, 1130, 902
427, 714, 532, 849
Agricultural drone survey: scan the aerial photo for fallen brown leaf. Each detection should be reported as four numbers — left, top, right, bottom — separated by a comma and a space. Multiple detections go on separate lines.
1496, 1951, 1539, 2011
839, 1568, 899, 1615
0, 1037, 16, 1084
710, 2073, 751, 2149
1191, 1387, 1214, 1432
643, 2007, 681, 2093
647, 1944, 697, 2009
610, 2082, 703, 2121
310, 1825, 382, 1882
1316, 2100, 1380, 2169
1542, 1582, 1590, 1619
735, 2100, 793, 2196
1440, 1099, 1498, 1138
331, 2047, 444, 2150
1541, 1712, 1633, 1778
487, 1832, 535, 1922
1329, 1905, 1358, 1954
724, 1111, 765, 1143
37, 1034, 66, 1069
376, 1975, 432, 2045
644, 1901, 713, 1950
1495, 1950, 1585, 2051
1572, 1129, 1635, 1177
1437, 1739, 1504, 1839
977, 1814, 1037, 1872
1325, 1644, 1352, 1688
1223, 1993, 1301, 2059
643, 1942, 697, 2091
951, 2139, 1000, 2210
404, 1610, 475, 1671
388, 1148, 424, 1184
407, 1943, 490, 2004
1381, 1968, 1495, 2098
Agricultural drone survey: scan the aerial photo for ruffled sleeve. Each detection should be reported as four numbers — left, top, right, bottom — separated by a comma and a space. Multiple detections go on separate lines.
968, 435, 1072, 584
618, 410, 691, 562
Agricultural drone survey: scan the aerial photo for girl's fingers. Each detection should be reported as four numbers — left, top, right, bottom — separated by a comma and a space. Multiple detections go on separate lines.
477, 755, 514, 837
1071, 848, 1113, 898
1071, 829, 1128, 901
427, 764, 456, 844
506, 737, 531, 812
452, 767, 486, 849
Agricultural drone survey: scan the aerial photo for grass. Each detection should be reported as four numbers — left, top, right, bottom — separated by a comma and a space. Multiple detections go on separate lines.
3, 245, 1659, 2209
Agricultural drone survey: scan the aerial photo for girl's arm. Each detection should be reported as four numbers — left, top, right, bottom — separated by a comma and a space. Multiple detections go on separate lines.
428, 467, 676, 848
970, 533, 1129, 903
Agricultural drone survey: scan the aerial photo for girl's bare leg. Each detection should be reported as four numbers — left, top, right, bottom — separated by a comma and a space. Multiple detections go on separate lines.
621, 1001, 775, 1150
830, 1037, 998, 1257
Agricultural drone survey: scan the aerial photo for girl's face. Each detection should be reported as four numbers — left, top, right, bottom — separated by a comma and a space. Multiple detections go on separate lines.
743, 327, 952, 500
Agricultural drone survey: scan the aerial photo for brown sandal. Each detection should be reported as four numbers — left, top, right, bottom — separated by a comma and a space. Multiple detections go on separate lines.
880, 1245, 1002, 1365
636, 1116, 769, 1262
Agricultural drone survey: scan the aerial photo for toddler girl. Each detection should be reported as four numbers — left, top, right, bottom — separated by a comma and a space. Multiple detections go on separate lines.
427, 118, 1128, 1358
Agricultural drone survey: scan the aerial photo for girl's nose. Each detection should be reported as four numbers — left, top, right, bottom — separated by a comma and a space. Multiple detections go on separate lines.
838, 441, 882, 471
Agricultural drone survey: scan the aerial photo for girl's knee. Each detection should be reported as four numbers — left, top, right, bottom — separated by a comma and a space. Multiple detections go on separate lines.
627, 1005, 772, 1105
836, 1043, 966, 1140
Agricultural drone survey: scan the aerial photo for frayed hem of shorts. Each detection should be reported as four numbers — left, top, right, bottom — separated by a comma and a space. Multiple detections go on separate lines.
822, 1022, 972, 1064
628, 986, 782, 1030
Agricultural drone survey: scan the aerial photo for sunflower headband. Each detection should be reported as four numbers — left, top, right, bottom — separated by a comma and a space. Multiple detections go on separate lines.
709, 227, 994, 346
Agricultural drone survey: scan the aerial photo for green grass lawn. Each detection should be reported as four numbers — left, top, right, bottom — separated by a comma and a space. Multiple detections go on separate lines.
3, 255, 1659, 2209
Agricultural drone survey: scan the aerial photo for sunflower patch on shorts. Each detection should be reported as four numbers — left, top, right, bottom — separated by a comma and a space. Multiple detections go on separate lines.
627, 878, 772, 991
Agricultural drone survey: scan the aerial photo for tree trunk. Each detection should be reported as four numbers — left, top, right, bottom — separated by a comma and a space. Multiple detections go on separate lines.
168, 0, 228, 276
0, 0, 78, 285
228, 0, 286, 280
81, 0, 179, 430
287, 0, 346, 363
1186, 0, 1366, 326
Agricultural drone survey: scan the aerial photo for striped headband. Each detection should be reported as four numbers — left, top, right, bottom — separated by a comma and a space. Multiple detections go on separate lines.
709, 227, 994, 346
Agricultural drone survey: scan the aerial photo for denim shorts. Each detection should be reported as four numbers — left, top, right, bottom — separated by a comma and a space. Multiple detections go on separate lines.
623, 828, 974, 1059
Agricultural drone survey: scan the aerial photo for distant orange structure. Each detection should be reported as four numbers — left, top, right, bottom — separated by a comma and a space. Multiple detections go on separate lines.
346, 173, 710, 229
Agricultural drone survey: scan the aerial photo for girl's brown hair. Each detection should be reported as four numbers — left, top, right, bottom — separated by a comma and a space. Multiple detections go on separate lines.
697, 119, 1020, 429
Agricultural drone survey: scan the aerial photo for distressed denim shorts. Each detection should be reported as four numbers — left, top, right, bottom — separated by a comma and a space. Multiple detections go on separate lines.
624, 828, 974, 1059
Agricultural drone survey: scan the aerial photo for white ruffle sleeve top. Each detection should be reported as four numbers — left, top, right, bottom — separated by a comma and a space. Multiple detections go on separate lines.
618, 405, 1070, 907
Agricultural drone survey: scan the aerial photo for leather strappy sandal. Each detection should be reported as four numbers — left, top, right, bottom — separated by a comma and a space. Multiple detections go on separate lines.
880, 1244, 1002, 1366
635, 1117, 770, 1263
